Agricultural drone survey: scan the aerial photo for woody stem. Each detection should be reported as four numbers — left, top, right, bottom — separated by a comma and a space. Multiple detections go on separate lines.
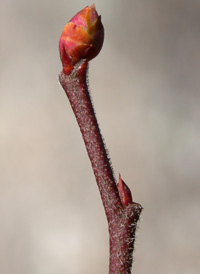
59, 59, 142, 274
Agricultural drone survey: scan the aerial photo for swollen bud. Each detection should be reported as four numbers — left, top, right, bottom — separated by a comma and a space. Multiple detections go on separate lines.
117, 174, 133, 207
59, 4, 104, 75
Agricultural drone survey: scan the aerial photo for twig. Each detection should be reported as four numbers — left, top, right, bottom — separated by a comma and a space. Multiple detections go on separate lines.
58, 5, 142, 274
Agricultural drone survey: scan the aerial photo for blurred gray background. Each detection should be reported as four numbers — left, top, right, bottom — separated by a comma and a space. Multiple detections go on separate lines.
0, 0, 200, 273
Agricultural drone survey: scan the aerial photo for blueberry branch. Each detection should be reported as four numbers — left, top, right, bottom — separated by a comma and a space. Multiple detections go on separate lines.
58, 5, 142, 274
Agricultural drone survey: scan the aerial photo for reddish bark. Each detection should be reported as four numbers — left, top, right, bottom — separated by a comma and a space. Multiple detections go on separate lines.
59, 60, 142, 274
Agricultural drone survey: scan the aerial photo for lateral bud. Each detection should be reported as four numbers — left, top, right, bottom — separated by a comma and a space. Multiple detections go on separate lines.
117, 174, 133, 206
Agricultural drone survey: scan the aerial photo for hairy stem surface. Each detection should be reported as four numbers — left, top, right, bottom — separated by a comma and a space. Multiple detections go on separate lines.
59, 60, 142, 274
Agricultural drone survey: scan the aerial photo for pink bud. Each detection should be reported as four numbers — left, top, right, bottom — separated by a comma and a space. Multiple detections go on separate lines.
59, 4, 104, 75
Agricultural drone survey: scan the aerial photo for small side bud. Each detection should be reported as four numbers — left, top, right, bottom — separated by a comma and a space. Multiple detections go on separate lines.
117, 174, 133, 206
59, 4, 104, 75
